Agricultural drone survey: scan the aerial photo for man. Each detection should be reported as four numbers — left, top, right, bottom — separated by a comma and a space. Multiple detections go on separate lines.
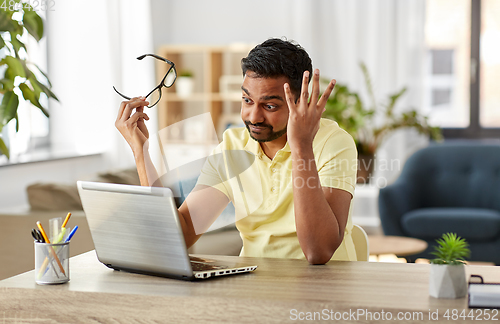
115, 38, 357, 265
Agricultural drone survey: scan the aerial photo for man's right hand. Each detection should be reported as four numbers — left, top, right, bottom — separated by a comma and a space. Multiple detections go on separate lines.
115, 97, 150, 156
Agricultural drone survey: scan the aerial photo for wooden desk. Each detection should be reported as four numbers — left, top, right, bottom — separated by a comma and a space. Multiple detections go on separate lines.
0, 251, 499, 323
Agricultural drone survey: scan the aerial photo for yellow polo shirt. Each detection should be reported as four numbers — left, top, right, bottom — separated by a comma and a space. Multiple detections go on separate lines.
197, 118, 358, 261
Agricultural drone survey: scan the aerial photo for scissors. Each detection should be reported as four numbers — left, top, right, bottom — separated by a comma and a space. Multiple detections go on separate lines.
31, 228, 45, 243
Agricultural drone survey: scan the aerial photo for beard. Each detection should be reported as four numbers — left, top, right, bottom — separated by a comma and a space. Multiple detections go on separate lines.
244, 121, 287, 143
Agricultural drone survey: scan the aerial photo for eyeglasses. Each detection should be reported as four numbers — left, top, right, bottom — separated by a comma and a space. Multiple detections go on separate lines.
113, 54, 177, 108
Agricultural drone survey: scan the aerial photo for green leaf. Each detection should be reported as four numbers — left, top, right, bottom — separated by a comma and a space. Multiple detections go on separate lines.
31, 63, 52, 87
19, 82, 49, 117
8, 32, 26, 57
386, 87, 407, 117
430, 232, 470, 264
19, 82, 40, 106
31, 77, 58, 101
28, 76, 41, 99
22, 10, 43, 42
0, 136, 9, 159
0, 10, 15, 32
0, 78, 14, 92
0, 35, 5, 49
0, 90, 19, 125
360, 62, 377, 110
0, 56, 26, 78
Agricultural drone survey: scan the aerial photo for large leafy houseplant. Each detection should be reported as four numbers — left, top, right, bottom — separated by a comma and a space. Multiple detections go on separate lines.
428, 233, 470, 299
0, 2, 58, 159
322, 63, 442, 182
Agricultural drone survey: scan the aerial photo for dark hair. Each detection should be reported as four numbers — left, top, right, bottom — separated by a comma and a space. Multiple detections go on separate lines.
241, 38, 313, 100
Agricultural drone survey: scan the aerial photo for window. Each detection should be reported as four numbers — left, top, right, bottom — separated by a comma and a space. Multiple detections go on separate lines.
424, 0, 500, 138
0, 10, 50, 164
479, 0, 500, 128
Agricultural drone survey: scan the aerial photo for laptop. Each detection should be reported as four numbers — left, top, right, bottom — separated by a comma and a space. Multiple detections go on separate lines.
76, 181, 257, 280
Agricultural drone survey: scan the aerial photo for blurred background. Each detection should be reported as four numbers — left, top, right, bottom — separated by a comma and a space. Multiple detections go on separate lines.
1, 0, 499, 234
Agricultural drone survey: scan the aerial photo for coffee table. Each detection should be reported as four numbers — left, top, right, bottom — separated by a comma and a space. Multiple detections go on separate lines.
368, 235, 428, 258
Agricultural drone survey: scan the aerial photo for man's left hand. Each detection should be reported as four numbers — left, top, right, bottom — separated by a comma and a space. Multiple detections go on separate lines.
284, 69, 336, 151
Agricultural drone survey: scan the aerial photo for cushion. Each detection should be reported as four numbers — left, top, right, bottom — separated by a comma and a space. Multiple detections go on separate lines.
401, 207, 500, 241
95, 168, 140, 186
27, 168, 140, 211
27, 183, 83, 211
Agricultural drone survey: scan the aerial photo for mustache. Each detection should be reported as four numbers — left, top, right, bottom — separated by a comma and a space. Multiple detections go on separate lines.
244, 121, 272, 129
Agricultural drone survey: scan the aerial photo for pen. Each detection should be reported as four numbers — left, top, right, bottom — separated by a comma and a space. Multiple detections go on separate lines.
33, 229, 60, 278
62, 212, 71, 228
64, 226, 78, 243
53, 227, 67, 244
39, 223, 75, 279
36, 221, 66, 276
41, 225, 76, 277
50, 212, 72, 243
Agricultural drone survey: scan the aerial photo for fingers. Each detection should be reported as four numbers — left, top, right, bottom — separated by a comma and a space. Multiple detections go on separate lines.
125, 111, 150, 128
117, 97, 149, 122
137, 118, 149, 138
310, 69, 320, 107
117, 101, 128, 122
136, 106, 147, 130
317, 79, 336, 109
300, 70, 310, 104
284, 83, 296, 111
287, 70, 336, 114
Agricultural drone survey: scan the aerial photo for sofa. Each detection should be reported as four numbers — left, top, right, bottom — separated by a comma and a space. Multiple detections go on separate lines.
379, 142, 500, 264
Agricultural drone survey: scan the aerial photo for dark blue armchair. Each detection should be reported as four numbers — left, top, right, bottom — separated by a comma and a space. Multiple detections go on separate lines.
379, 143, 500, 264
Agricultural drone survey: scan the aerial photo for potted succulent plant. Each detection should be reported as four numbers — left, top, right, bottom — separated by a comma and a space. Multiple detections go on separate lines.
322, 63, 442, 183
176, 69, 194, 98
429, 233, 470, 299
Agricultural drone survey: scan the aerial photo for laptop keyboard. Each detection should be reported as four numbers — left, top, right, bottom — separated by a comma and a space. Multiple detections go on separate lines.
189, 256, 227, 271
190, 262, 226, 271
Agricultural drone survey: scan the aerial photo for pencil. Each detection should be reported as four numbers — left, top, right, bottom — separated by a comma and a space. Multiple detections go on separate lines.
36, 221, 66, 276
62, 212, 71, 228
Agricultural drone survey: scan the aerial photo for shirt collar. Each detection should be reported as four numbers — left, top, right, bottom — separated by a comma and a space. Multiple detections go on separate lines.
244, 136, 260, 155
244, 137, 291, 157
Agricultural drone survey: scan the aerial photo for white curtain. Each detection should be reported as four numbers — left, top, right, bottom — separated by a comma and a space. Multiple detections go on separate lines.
287, 0, 429, 185
46, 0, 156, 170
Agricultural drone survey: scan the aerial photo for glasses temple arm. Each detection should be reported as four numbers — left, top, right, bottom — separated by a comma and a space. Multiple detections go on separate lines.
113, 86, 131, 100
137, 54, 175, 66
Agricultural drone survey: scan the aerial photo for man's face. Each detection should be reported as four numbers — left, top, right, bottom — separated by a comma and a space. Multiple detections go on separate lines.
240, 71, 291, 143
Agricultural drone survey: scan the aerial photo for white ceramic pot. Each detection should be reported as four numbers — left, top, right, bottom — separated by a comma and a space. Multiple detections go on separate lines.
429, 263, 467, 298
176, 77, 194, 97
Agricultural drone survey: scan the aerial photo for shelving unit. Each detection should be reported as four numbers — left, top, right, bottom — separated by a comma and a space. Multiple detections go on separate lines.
155, 44, 254, 144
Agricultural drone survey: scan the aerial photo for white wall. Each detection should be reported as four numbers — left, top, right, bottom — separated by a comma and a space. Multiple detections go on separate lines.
151, 0, 291, 48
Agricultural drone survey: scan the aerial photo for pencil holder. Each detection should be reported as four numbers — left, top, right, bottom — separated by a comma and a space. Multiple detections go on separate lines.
34, 242, 70, 285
